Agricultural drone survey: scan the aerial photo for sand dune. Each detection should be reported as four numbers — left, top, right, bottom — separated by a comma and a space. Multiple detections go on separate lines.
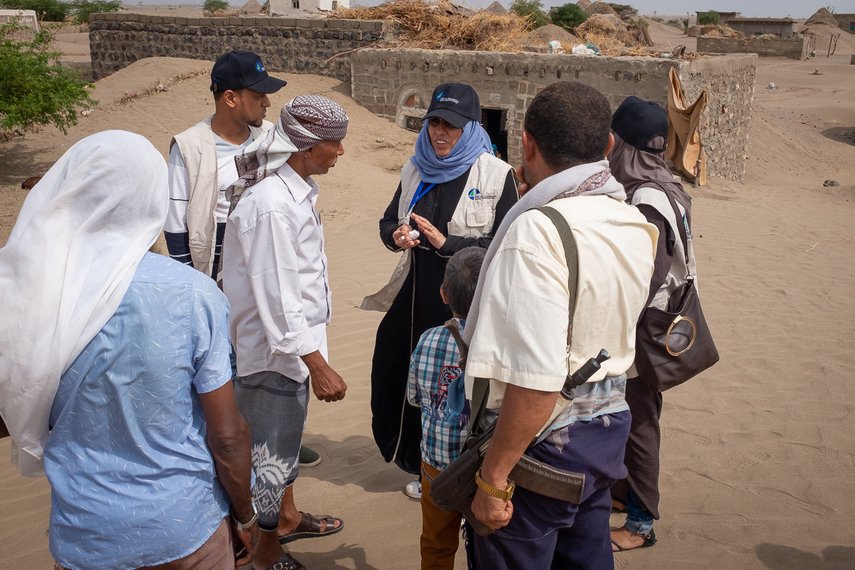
1, 21, 854, 570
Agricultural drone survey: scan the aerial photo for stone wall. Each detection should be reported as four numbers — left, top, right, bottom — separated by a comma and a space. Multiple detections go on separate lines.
677, 54, 756, 182
351, 49, 756, 181
88, 13, 387, 80
697, 35, 808, 60
87, 16, 757, 181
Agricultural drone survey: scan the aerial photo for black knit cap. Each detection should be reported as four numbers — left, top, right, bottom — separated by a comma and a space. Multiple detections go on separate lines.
423, 83, 481, 129
611, 96, 668, 153
210, 50, 286, 94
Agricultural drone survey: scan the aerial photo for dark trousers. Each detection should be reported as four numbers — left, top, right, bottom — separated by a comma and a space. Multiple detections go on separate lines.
473, 411, 631, 570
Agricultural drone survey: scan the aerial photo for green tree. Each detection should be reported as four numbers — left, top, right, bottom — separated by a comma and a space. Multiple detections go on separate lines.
510, 0, 548, 28
0, 23, 95, 136
203, 0, 230, 14
550, 3, 587, 31
697, 10, 719, 25
72, 0, 121, 24
0, 0, 69, 21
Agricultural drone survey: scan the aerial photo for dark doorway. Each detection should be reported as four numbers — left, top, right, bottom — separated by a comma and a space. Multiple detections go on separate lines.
481, 108, 508, 162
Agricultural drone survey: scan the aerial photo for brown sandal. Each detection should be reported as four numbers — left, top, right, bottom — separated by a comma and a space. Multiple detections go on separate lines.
277, 511, 344, 544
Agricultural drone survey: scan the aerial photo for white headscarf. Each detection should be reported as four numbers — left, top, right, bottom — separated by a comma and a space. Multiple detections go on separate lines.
0, 130, 168, 476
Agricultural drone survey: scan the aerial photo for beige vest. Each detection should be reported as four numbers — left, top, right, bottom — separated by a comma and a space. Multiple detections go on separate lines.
170, 117, 270, 277
360, 153, 513, 311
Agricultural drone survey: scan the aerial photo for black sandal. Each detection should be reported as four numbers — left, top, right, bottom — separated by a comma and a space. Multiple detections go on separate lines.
611, 527, 657, 552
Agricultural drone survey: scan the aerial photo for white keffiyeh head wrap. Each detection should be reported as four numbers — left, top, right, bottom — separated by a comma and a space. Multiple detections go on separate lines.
0, 130, 168, 476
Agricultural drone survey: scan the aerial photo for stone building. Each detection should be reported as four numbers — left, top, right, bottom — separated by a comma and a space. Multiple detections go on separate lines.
727, 18, 797, 38
835, 13, 855, 33
268, 0, 349, 17
695, 10, 739, 23
88, 13, 757, 182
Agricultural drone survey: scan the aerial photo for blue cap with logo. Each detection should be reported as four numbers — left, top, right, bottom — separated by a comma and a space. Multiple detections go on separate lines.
210, 50, 286, 94
423, 82, 481, 129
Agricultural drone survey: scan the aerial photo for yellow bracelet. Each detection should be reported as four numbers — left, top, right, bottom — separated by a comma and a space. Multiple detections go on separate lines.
475, 469, 515, 501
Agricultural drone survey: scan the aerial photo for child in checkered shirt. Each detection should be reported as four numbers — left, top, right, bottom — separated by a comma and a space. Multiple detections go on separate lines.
407, 246, 486, 569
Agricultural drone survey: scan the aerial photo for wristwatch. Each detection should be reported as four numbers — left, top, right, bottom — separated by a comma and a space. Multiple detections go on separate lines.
476, 469, 515, 501
231, 510, 258, 531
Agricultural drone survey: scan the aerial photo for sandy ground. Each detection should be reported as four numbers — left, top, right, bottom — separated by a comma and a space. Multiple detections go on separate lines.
1, 14, 855, 570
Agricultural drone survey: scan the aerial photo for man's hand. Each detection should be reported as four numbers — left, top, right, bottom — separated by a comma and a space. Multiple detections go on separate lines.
392, 223, 420, 250
410, 213, 446, 250
232, 519, 259, 567
302, 351, 347, 402
471, 488, 513, 534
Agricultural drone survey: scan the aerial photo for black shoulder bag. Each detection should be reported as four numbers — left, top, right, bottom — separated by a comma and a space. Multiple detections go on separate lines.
634, 188, 719, 391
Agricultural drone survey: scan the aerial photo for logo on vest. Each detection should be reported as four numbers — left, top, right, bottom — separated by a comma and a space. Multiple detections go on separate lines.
468, 188, 482, 200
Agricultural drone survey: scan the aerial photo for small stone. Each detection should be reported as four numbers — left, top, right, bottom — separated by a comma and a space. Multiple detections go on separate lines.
822, 180, 840, 187
767, 82, 777, 90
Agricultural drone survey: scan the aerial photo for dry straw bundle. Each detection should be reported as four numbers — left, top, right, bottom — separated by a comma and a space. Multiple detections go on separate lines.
333, 0, 532, 51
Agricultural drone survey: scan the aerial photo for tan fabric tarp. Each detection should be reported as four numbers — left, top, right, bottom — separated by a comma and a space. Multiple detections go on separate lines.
666, 67, 708, 186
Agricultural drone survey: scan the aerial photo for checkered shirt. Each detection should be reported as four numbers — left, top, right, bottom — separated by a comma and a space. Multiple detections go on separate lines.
407, 318, 470, 470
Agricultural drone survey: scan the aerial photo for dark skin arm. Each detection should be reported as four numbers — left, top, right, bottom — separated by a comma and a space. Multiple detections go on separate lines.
471, 383, 559, 534
302, 350, 347, 402
199, 382, 257, 566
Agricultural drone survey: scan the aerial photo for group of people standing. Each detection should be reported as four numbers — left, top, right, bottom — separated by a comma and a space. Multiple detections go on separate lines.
0, 45, 699, 570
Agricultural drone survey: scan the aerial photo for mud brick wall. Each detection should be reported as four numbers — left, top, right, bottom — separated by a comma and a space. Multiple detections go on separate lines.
351, 49, 757, 181
88, 13, 387, 81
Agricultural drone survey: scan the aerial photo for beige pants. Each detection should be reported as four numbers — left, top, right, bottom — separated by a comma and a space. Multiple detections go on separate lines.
55, 517, 234, 570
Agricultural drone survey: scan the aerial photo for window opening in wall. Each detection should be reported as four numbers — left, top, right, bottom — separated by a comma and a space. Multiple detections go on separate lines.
292, 0, 300, 7
332, 0, 338, 7
481, 108, 508, 161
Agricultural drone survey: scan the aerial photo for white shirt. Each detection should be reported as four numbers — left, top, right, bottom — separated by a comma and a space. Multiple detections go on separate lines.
165, 132, 253, 233
221, 163, 332, 381
465, 196, 656, 410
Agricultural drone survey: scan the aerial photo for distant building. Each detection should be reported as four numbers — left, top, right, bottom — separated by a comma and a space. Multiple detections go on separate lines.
268, 0, 349, 16
695, 10, 740, 23
835, 13, 855, 33
727, 18, 797, 39
0, 8, 39, 31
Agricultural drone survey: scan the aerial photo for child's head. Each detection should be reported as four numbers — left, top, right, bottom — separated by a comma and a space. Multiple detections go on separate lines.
441, 247, 486, 318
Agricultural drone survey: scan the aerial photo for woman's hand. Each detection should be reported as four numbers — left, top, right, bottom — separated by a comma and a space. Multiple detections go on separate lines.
393, 224, 420, 250
410, 213, 447, 250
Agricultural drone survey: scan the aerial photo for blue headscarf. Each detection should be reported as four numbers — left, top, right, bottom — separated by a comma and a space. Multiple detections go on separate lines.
411, 120, 494, 184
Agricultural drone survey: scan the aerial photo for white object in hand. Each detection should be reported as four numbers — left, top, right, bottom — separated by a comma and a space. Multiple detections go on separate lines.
408, 229, 420, 240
